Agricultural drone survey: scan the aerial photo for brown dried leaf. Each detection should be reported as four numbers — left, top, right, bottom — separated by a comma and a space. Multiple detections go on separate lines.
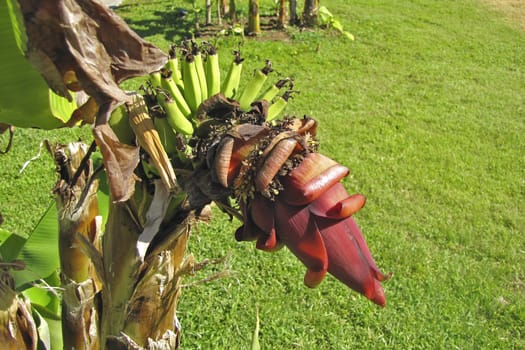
18, 0, 167, 106
93, 124, 140, 202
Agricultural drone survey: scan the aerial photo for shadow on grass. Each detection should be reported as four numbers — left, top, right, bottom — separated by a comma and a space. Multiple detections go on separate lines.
115, 2, 288, 43
116, 2, 196, 41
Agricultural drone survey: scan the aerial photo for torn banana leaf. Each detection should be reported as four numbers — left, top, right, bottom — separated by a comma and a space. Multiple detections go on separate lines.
0, 0, 77, 129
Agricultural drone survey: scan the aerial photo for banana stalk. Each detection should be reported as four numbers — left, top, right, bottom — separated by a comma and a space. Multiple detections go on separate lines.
100, 178, 193, 349
238, 60, 273, 111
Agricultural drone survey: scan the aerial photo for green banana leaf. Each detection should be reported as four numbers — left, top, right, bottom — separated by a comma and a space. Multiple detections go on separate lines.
24, 271, 63, 350
11, 191, 109, 288
0, 0, 77, 129
33, 307, 63, 350
8, 151, 109, 287
0, 227, 26, 261
23, 271, 61, 320
11, 202, 61, 288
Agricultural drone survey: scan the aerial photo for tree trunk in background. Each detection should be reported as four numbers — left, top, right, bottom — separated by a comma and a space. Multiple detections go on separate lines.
205, 0, 212, 25
230, 0, 237, 22
303, 0, 319, 26
289, 0, 298, 25
248, 0, 261, 34
277, 0, 287, 28
220, 0, 229, 18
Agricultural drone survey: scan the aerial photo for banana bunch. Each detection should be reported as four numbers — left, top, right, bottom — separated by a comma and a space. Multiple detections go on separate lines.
126, 40, 296, 163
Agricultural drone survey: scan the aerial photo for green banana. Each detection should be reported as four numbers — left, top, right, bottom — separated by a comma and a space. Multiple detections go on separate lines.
266, 90, 295, 122
221, 50, 244, 99
160, 70, 192, 117
181, 53, 202, 113
153, 115, 178, 155
259, 78, 291, 103
166, 45, 184, 91
205, 45, 221, 97
163, 97, 194, 136
192, 42, 208, 101
149, 71, 162, 89
108, 104, 135, 145
238, 60, 273, 111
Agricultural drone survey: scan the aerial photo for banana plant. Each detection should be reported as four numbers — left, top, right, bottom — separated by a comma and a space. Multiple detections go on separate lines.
303, 0, 319, 26
0, 0, 389, 349
318, 5, 355, 40
247, 0, 261, 35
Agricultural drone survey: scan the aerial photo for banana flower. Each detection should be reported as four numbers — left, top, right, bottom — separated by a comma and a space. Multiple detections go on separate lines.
234, 152, 390, 306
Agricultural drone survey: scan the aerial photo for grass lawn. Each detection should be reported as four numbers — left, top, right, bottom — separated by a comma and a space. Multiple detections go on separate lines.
1, 0, 524, 348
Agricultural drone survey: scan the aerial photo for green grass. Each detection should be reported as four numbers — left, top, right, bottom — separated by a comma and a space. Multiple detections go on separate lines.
1, 0, 524, 348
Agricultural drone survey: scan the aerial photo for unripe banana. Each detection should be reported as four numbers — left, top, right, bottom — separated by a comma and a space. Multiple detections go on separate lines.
221, 50, 244, 99
192, 42, 208, 101
166, 45, 184, 91
238, 60, 273, 111
108, 104, 135, 145
160, 70, 192, 117
149, 71, 162, 89
259, 78, 291, 103
205, 45, 221, 97
154, 116, 178, 155
266, 90, 294, 122
164, 97, 194, 135
181, 53, 202, 113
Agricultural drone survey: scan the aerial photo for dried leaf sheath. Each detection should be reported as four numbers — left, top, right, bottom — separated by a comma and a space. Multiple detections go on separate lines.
100, 183, 192, 349
100, 200, 143, 345
51, 142, 100, 349
127, 94, 179, 193
0, 271, 37, 350
53, 142, 100, 283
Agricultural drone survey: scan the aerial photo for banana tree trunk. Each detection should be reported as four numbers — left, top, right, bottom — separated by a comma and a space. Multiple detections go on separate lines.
247, 0, 261, 34
51, 99, 198, 349
303, 0, 319, 26
277, 0, 286, 28
205, 0, 212, 25
289, 0, 298, 26
220, 0, 228, 17
52, 142, 100, 349
229, 0, 237, 22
